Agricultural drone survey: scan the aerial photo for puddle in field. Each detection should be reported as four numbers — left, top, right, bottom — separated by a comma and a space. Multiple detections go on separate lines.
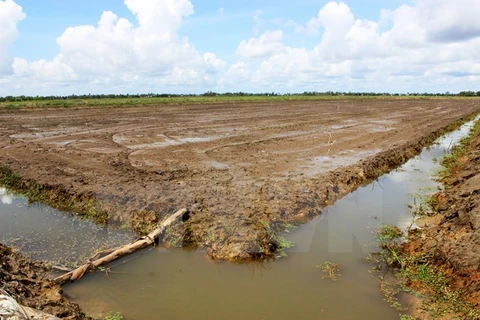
1, 117, 478, 319
204, 160, 230, 170
113, 133, 222, 150
304, 149, 379, 177
368, 126, 395, 133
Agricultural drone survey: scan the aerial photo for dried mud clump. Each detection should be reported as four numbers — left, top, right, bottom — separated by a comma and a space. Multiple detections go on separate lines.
0, 243, 87, 319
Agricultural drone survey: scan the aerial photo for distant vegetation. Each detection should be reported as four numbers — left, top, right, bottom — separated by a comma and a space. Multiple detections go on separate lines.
1, 90, 479, 109
2, 90, 480, 102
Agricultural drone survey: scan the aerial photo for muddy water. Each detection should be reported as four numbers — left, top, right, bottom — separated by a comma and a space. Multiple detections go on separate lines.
0, 192, 135, 267
1, 118, 478, 319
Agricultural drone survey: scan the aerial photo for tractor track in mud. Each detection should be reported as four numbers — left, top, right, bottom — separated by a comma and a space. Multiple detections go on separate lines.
0, 98, 479, 261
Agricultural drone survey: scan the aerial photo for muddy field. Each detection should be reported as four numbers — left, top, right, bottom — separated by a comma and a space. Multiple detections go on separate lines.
0, 98, 479, 260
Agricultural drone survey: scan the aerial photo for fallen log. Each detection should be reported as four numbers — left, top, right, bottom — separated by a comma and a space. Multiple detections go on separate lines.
54, 208, 188, 284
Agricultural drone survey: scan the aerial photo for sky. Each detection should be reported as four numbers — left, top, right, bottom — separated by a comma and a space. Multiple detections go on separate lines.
1, 0, 480, 96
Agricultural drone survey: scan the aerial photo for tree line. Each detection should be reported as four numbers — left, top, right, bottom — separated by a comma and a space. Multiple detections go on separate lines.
1, 91, 479, 102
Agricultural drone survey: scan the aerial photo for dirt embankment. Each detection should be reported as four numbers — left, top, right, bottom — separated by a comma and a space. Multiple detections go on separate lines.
0, 99, 479, 261
404, 120, 480, 313
0, 243, 87, 319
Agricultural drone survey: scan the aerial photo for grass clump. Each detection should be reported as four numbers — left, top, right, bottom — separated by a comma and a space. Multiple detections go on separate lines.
102, 312, 123, 320
375, 224, 405, 269
440, 119, 480, 180
258, 219, 295, 258
317, 261, 341, 280
378, 224, 404, 241
0, 165, 108, 223
275, 235, 294, 252
368, 224, 480, 319
401, 264, 480, 319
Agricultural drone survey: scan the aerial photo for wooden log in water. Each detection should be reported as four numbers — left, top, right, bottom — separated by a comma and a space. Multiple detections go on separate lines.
54, 208, 188, 284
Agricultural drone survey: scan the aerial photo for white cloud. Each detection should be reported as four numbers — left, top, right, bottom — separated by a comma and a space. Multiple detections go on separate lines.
0, 188, 13, 205
54, 0, 225, 80
56, 11, 136, 77
292, 2, 354, 38
1, 0, 225, 95
252, 9, 265, 35
0, 0, 25, 75
2, 0, 480, 95
1, 195, 13, 205
400, 0, 480, 43
125, 0, 193, 35
317, 2, 354, 32
203, 52, 227, 74
219, 62, 252, 89
13, 56, 77, 81
224, 0, 480, 92
236, 30, 286, 60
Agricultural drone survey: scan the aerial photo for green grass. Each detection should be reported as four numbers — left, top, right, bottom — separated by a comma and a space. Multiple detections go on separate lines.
258, 219, 295, 258
102, 312, 123, 320
401, 264, 480, 319
276, 235, 294, 250
317, 261, 341, 280
373, 224, 405, 269
378, 224, 404, 242
0, 165, 108, 222
369, 224, 480, 319
439, 119, 480, 180
0, 95, 477, 110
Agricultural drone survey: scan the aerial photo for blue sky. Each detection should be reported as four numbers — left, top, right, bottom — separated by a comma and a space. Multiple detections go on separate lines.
11, 0, 405, 62
1, 0, 480, 95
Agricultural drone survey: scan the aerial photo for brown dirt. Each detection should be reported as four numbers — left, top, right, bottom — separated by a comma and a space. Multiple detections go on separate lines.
0, 98, 479, 261
0, 243, 87, 319
403, 118, 480, 314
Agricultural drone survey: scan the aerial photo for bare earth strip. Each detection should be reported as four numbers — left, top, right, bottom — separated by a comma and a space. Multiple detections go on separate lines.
0, 98, 479, 260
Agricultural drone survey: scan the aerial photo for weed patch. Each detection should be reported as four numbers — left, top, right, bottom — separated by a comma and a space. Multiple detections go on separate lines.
439, 119, 480, 180
102, 312, 123, 320
368, 224, 480, 319
0, 165, 108, 223
317, 261, 341, 280
258, 219, 295, 258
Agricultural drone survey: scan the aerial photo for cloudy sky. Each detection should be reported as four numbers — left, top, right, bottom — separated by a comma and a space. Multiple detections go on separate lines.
1, 0, 479, 96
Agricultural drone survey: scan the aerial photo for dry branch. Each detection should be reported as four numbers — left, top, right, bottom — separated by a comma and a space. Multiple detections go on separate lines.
54, 208, 188, 284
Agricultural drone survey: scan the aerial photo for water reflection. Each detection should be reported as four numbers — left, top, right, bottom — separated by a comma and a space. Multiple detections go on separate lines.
0, 193, 135, 267
0, 187, 13, 205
